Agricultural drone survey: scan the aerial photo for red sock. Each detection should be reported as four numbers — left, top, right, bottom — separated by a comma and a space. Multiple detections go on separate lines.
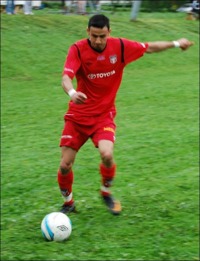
57, 170, 74, 205
99, 164, 116, 196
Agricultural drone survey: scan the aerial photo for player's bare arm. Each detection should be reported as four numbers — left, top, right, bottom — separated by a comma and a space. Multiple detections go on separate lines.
62, 74, 87, 104
146, 38, 194, 53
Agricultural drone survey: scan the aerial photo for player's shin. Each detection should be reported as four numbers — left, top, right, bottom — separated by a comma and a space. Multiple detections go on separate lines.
57, 170, 74, 205
99, 163, 116, 196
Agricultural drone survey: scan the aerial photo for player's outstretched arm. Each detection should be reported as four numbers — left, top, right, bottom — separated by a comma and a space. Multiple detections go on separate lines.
146, 38, 194, 53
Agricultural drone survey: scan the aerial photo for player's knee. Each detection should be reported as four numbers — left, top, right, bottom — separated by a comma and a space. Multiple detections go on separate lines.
59, 162, 72, 175
100, 151, 113, 165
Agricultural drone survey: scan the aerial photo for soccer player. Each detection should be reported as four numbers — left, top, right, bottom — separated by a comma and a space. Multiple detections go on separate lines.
57, 14, 193, 215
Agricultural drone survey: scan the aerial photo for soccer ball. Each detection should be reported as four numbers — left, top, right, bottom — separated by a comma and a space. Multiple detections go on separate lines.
41, 212, 72, 242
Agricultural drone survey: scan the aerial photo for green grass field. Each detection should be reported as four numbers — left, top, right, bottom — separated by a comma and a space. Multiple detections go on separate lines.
1, 9, 199, 261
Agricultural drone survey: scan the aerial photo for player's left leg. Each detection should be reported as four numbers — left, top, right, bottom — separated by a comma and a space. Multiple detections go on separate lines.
98, 140, 122, 215
98, 139, 115, 189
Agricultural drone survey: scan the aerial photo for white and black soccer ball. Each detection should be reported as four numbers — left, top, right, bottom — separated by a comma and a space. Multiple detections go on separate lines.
41, 212, 72, 242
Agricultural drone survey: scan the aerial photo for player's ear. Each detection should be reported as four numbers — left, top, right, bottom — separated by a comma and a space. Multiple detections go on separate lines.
108, 28, 112, 35
86, 27, 90, 35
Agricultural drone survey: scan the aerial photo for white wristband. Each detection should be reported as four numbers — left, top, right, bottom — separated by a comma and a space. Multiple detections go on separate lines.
68, 89, 77, 98
173, 41, 180, 48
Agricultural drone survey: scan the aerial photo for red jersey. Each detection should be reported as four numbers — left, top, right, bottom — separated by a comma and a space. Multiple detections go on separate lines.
63, 37, 148, 118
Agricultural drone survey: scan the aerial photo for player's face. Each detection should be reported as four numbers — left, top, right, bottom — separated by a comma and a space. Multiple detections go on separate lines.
87, 26, 111, 51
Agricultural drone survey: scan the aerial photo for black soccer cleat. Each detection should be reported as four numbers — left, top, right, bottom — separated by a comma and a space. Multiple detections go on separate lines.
60, 202, 76, 214
102, 194, 122, 215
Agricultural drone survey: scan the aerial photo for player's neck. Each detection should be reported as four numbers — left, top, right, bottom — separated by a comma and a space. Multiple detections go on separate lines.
87, 39, 106, 53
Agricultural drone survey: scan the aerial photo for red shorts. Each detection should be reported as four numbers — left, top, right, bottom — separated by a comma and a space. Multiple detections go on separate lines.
59, 111, 116, 151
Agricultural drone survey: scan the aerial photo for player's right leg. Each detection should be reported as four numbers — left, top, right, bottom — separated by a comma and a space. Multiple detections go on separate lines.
58, 146, 77, 213
58, 119, 88, 213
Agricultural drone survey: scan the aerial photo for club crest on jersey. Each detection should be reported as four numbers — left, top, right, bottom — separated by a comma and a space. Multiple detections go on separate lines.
109, 55, 117, 64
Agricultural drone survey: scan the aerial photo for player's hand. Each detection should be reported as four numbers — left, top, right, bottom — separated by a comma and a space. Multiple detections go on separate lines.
71, 92, 87, 104
177, 38, 194, 51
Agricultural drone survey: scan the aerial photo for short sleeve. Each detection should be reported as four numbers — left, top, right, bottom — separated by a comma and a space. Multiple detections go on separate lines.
62, 44, 81, 79
121, 38, 148, 65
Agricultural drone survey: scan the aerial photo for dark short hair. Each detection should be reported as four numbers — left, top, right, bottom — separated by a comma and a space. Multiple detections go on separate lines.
88, 14, 110, 30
